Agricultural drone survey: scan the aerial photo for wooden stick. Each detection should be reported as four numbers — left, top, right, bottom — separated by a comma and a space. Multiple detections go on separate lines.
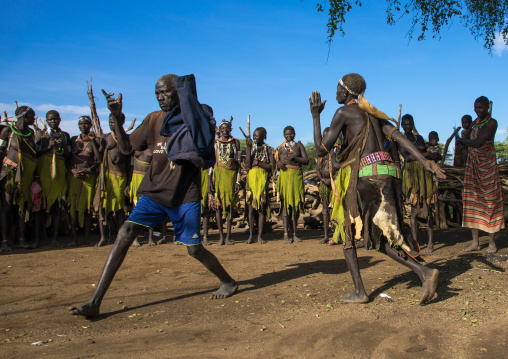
15, 101, 18, 109
239, 127, 249, 139
125, 118, 137, 132
86, 78, 103, 136
396, 104, 402, 130
440, 127, 462, 167
247, 115, 251, 138
489, 101, 493, 114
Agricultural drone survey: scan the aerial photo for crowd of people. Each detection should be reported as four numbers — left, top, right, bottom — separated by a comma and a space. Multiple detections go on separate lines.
0, 73, 504, 316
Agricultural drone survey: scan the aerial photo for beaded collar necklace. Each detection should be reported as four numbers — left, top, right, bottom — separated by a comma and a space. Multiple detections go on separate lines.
10, 123, 33, 137
473, 113, 492, 128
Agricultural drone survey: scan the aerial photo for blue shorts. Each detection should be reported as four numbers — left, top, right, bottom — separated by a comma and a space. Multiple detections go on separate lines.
126, 196, 201, 246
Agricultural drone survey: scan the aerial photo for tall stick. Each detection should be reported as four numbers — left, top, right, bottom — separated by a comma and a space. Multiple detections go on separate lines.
396, 104, 402, 130
489, 101, 493, 114
86, 78, 103, 136
15, 101, 18, 109
247, 115, 251, 138
440, 127, 462, 167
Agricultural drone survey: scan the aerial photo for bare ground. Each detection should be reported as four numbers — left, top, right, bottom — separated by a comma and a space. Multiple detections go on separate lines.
1, 227, 507, 359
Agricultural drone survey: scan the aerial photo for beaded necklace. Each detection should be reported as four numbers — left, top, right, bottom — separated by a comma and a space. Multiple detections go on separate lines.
76, 134, 92, 152
10, 124, 36, 154
10, 123, 32, 137
347, 99, 358, 105
473, 113, 492, 128
217, 136, 235, 165
253, 144, 268, 163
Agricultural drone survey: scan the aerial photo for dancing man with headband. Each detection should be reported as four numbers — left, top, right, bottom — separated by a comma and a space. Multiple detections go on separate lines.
69, 74, 237, 318
310, 73, 446, 305
0, 106, 39, 250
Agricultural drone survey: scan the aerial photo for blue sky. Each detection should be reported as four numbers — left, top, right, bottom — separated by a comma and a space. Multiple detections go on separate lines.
1, 0, 507, 147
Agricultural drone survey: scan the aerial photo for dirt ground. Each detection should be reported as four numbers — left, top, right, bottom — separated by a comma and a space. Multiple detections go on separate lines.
1, 226, 507, 359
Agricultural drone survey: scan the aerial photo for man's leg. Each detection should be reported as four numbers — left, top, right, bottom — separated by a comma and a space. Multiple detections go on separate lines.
341, 245, 369, 303
187, 244, 238, 298
379, 241, 439, 305
464, 228, 480, 252
172, 201, 237, 298
69, 221, 145, 317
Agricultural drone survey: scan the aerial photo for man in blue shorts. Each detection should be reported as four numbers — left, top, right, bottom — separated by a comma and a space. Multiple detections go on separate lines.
69, 74, 238, 318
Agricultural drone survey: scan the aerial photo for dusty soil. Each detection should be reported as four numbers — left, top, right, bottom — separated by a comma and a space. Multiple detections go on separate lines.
1, 227, 507, 359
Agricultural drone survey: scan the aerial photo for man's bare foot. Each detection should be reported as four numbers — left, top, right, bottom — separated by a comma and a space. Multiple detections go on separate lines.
156, 237, 166, 245
0, 241, 13, 251
293, 235, 302, 243
225, 239, 234, 245
68, 302, 100, 318
486, 244, 498, 254
463, 243, 480, 252
211, 281, 238, 299
325, 239, 336, 246
257, 237, 267, 244
340, 291, 369, 303
217, 238, 224, 246
245, 237, 254, 244
419, 268, 439, 305
17, 240, 31, 249
148, 239, 156, 246
283, 234, 291, 244
202, 239, 211, 246
96, 239, 107, 247
132, 239, 141, 247
69, 241, 78, 247
320, 238, 329, 244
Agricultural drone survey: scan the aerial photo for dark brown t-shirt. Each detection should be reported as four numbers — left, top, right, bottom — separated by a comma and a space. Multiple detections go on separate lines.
132, 110, 201, 208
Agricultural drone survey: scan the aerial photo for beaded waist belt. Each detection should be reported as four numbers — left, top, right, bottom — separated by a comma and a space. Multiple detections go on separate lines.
2, 157, 18, 168
358, 163, 400, 179
359, 151, 393, 170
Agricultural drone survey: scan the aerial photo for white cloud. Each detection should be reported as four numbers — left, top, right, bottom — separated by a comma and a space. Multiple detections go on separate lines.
493, 34, 507, 56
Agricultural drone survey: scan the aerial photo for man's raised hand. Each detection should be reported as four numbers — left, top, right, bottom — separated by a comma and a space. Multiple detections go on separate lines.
309, 91, 326, 117
424, 160, 447, 180
102, 89, 123, 117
